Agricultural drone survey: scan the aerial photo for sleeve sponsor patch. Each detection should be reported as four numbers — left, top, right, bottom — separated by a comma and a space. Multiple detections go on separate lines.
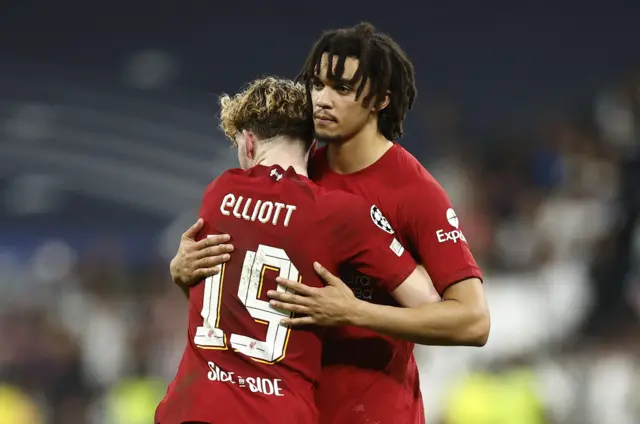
435, 208, 467, 243
389, 238, 405, 257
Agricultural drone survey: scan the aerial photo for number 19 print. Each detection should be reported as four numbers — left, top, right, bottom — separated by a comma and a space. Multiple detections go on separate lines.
194, 244, 299, 364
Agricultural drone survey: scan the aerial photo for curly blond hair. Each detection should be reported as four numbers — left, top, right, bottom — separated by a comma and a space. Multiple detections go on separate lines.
219, 77, 313, 147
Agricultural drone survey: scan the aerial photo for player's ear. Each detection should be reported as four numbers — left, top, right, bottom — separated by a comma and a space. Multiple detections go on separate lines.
243, 129, 256, 160
374, 91, 391, 112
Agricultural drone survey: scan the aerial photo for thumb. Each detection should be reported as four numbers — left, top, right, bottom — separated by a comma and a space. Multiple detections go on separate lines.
183, 218, 204, 239
313, 262, 340, 286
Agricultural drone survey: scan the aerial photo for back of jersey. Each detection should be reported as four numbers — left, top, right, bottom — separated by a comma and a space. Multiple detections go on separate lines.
157, 165, 331, 424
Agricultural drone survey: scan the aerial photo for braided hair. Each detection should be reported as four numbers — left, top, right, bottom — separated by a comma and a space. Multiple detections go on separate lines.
297, 22, 417, 140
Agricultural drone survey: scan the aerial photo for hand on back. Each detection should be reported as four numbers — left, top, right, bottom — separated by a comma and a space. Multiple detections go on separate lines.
169, 218, 234, 287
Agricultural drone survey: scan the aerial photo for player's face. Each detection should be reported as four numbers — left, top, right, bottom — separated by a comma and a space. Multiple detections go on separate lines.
310, 53, 373, 143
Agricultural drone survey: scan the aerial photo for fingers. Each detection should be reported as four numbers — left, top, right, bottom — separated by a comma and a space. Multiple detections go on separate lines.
269, 299, 311, 315
313, 262, 340, 286
192, 234, 232, 252
179, 266, 222, 286
172, 232, 233, 287
267, 291, 313, 307
193, 256, 230, 271
280, 316, 315, 326
275, 278, 316, 296
193, 266, 222, 281
182, 218, 204, 240
192, 244, 234, 261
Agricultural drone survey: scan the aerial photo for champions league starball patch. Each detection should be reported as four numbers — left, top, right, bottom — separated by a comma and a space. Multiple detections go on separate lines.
370, 205, 394, 234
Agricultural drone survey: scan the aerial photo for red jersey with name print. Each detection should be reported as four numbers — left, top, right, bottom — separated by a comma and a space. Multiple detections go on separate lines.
155, 164, 416, 424
309, 144, 483, 424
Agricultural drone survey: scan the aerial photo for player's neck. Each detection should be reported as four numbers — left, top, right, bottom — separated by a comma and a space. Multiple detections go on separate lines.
326, 124, 393, 175
255, 143, 308, 177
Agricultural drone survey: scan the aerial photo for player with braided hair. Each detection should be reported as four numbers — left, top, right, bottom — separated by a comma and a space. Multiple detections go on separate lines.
281, 22, 488, 424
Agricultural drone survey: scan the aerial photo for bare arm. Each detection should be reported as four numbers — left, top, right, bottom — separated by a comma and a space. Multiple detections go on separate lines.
351, 277, 489, 346
269, 263, 489, 346
390, 265, 441, 308
269, 264, 488, 346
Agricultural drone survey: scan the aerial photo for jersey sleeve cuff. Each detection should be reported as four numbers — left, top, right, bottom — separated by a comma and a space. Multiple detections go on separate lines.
435, 267, 483, 296
381, 263, 417, 293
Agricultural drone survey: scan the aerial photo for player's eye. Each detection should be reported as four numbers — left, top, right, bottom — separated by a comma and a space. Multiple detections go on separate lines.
336, 85, 352, 94
311, 80, 324, 90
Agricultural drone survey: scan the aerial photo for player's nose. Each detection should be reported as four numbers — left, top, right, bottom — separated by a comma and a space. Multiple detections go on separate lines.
313, 87, 332, 109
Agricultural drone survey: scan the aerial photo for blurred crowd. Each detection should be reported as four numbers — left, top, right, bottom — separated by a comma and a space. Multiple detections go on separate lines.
415, 71, 640, 424
1, 65, 640, 424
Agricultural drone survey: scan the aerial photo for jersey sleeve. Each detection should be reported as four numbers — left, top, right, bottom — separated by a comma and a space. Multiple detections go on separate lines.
399, 176, 483, 295
331, 195, 417, 293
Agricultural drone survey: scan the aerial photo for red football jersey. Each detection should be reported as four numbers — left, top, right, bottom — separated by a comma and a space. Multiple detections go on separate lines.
309, 144, 483, 424
155, 165, 416, 424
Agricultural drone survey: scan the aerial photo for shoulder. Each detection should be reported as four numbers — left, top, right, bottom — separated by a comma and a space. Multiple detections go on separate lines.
384, 148, 455, 224
203, 168, 245, 196
382, 145, 448, 199
403, 166, 448, 199
389, 145, 443, 189
390, 145, 433, 179
318, 186, 368, 209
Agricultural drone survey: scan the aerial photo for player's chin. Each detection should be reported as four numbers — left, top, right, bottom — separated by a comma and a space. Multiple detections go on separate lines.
314, 129, 343, 144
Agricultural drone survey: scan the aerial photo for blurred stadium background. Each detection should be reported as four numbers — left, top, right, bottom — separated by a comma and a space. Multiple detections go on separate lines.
1, 2, 640, 423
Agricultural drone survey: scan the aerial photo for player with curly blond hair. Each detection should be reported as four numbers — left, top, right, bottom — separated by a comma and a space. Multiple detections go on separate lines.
218, 77, 313, 173
155, 76, 439, 424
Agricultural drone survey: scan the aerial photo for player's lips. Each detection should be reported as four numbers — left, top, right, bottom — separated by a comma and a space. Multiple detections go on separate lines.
314, 113, 337, 124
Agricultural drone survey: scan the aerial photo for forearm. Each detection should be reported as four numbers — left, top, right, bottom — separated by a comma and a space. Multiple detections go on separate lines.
349, 299, 489, 346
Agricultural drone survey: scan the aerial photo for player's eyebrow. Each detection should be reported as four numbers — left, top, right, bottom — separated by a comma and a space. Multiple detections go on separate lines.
335, 78, 355, 87
327, 75, 357, 88
311, 73, 360, 92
